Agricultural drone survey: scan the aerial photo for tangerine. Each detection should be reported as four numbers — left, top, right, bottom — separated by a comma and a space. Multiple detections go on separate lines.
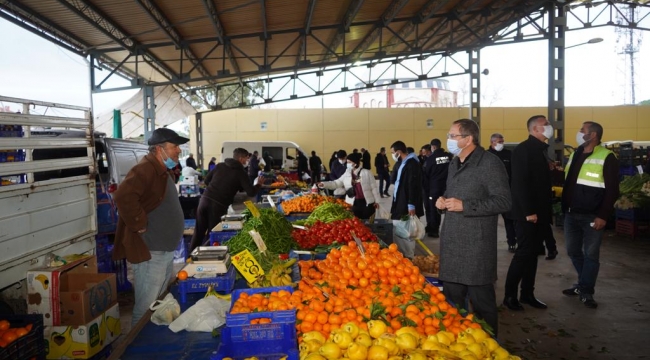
177, 270, 188, 281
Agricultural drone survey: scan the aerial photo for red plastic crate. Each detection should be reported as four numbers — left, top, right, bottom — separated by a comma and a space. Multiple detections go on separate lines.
0, 314, 45, 360
615, 219, 650, 238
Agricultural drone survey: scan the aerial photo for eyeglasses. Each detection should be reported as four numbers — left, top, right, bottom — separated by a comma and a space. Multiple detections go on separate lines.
447, 134, 468, 139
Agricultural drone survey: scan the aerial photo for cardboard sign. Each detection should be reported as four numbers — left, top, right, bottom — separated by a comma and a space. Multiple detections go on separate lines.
249, 230, 268, 253
232, 249, 264, 283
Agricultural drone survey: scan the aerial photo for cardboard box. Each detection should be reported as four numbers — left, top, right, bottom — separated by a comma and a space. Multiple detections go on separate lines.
59, 273, 117, 325
27, 255, 97, 326
45, 303, 121, 359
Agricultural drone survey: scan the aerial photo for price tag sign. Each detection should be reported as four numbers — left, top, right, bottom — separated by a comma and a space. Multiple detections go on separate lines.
232, 249, 264, 283
350, 231, 366, 258
244, 201, 261, 218
267, 195, 277, 211
249, 230, 268, 253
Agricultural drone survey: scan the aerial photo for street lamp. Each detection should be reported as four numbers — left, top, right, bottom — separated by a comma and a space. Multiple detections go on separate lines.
565, 37, 604, 49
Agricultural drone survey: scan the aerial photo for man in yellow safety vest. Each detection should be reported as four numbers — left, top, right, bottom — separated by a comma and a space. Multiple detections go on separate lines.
561, 121, 619, 308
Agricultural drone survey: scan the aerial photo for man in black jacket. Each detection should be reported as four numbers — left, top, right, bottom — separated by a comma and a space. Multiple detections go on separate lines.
185, 153, 198, 170
329, 150, 347, 181
487, 133, 517, 252
375, 147, 390, 197
309, 151, 323, 184
426, 139, 451, 237
421, 144, 435, 235
390, 141, 424, 258
297, 150, 309, 181
248, 151, 260, 185
190, 148, 264, 251
503, 115, 553, 311
360, 148, 371, 170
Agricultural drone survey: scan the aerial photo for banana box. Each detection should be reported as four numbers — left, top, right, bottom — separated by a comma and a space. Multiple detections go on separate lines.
27, 255, 98, 326
59, 273, 117, 325
45, 302, 121, 359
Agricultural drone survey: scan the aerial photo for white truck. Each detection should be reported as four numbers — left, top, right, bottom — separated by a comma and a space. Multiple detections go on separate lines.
0, 96, 149, 313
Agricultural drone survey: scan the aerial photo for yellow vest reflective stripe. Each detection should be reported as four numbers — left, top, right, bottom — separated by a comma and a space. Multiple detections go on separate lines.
564, 146, 612, 189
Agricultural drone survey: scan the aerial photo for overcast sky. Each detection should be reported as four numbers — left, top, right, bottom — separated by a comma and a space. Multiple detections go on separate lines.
0, 10, 648, 118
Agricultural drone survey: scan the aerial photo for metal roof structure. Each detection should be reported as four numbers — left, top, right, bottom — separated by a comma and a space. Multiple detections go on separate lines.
1, 0, 648, 162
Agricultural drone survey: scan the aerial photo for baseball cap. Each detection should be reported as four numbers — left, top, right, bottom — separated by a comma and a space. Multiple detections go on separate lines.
148, 128, 189, 145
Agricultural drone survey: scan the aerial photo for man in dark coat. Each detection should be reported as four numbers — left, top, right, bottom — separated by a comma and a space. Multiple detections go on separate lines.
420, 144, 436, 235
329, 150, 347, 181
390, 141, 424, 258
185, 153, 198, 170
375, 147, 390, 197
435, 119, 511, 336
297, 150, 309, 181
248, 151, 261, 184
426, 138, 451, 237
360, 148, 371, 170
309, 151, 323, 184
190, 148, 264, 251
263, 151, 274, 172
487, 133, 517, 252
503, 115, 554, 311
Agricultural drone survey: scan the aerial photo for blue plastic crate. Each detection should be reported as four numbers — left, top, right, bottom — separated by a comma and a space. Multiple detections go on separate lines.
226, 286, 295, 327
177, 265, 236, 303
426, 276, 444, 291
0, 314, 45, 360
288, 250, 327, 282
97, 258, 132, 292
184, 219, 196, 229
284, 213, 311, 223
211, 327, 299, 360
615, 208, 650, 221
209, 231, 237, 246
364, 219, 394, 245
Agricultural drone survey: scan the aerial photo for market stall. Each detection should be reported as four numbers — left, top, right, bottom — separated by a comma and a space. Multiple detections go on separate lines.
108, 194, 520, 360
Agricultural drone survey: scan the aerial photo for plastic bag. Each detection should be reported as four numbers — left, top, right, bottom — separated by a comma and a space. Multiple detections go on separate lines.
168, 296, 230, 333
392, 220, 415, 258
302, 173, 311, 181
405, 215, 426, 240
375, 205, 390, 220
150, 293, 181, 325
227, 205, 236, 215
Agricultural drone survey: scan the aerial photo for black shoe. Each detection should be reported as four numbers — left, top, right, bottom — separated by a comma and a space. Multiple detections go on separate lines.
580, 294, 598, 308
520, 295, 548, 309
562, 287, 581, 296
428, 233, 439, 238
545, 250, 558, 260
503, 297, 524, 311
380, 194, 385, 198
508, 245, 516, 253
384, 191, 390, 197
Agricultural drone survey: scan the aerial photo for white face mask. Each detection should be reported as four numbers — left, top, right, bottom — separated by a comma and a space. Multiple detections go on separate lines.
347, 163, 354, 170
576, 131, 587, 146
339, 159, 346, 165
542, 125, 554, 140
494, 143, 504, 152
391, 153, 400, 161
447, 139, 462, 156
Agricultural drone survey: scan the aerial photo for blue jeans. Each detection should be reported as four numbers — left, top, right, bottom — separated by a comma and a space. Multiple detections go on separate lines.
131, 251, 175, 327
564, 212, 603, 295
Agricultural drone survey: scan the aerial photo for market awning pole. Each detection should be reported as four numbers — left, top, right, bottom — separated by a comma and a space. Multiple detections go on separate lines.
113, 109, 122, 139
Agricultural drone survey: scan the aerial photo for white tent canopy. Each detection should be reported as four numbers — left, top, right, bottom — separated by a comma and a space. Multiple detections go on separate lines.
94, 85, 196, 139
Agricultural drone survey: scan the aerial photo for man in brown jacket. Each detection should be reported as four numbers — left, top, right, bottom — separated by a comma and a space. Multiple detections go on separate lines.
112, 128, 188, 326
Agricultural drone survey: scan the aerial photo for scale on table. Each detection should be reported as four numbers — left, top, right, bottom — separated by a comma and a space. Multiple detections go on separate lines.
212, 214, 246, 231
182, 246, 231, 278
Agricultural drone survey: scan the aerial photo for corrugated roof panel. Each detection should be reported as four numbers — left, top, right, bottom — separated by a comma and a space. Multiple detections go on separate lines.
153, 1, 216, 40
266, 0, 307, 31
355, 0, 394, 22
310, 0, 347, 26
214, 0, 264, 36
86, 0, 170, 44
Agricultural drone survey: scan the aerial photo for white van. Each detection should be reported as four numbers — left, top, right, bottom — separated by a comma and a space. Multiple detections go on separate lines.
220, 141, 304, 170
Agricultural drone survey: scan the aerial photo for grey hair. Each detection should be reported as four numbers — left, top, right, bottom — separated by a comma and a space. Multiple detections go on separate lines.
490, 133, 504, 142
148, 145, 160, 154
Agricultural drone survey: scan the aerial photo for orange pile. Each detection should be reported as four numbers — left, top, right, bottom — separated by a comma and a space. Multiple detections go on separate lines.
227, 242, 484, 343
281, 194, 349, 214
0, 319, 33, 348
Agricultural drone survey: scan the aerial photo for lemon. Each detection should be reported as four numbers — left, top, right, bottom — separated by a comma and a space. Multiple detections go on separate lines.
395, 333, 418, 351
346, 342, 369, 360
367, 345, 389, 360
318, 342, 342, 360
355, 332, 373, 347
367, 320, 388, 339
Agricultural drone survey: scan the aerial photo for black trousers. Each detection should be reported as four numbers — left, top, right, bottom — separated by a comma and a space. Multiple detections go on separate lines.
311, 171, 321, 184
190, 196, 228, 252
378, 172, 390, 194
423, 192, 433, 230
503, 215, 517, 246
504, 221, 544, 298
541, 223, 557, 253
443, 282, 498, 336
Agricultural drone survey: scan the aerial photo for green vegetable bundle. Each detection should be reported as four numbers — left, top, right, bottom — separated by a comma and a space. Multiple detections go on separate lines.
615, 174, 650, 209
301, 202, 353, 225
227, 208, 297, 260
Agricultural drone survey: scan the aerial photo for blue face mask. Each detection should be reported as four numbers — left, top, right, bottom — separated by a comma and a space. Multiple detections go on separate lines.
447, 139, 462, 156
160, 148, 178, 169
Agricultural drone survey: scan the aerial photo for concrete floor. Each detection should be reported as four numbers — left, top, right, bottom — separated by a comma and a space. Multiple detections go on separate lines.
115, 191, 650, 359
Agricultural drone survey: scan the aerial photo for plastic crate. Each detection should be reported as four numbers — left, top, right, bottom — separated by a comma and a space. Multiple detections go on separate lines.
0, 314, 45, 360
288, 250, 327, 282
209, 231, 238, 246
615, 219, 650, 238
284, 212, 311, 223
226, 286, 295, 327
364, 219, 394, 245
97, 258, 132, 292
211, 328, 299, 360
425, 276, 444, 291
177, 265, 236, 303
184, 219, 196, 229
619, 165, 638, 177
615, 208, 650, 221
173, 236, 189, 264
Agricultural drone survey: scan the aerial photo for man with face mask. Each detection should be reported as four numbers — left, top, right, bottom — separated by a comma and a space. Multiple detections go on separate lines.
112, 128, 189, 326
435, 119, 511, 336
190, 148, 264, 251
503, 115, 554, 311
487, 133, 517, 252
562, 122, 618, 308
